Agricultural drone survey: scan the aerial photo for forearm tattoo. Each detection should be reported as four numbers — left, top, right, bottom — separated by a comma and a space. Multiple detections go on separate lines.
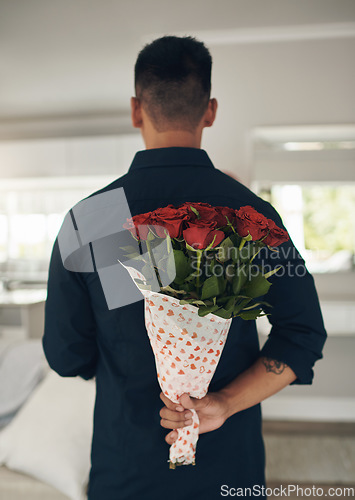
262, 357, 288, 375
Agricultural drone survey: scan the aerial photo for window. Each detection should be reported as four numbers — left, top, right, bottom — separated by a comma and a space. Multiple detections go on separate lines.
258, 184, 355, 273
0, 215, 8, 262
251, 125, 355, 275
0, 176, 116, 266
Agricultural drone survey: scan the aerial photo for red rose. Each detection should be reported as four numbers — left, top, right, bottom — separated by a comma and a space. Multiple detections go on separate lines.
123, 218, 136, 235
234, 206, 269, 241
183, 226, 225, 250
179, 202, 219, 224
151, 204, 190, 238
186, 218, 217, 231
123, 211, 153, 240
264, 219, 289, 247
214, 206, 237, 227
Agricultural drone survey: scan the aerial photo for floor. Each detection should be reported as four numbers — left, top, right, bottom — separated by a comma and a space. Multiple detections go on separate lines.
263, 421, 355, 499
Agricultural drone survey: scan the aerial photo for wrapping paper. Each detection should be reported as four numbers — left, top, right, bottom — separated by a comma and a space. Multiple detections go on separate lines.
121, 264, 232, 467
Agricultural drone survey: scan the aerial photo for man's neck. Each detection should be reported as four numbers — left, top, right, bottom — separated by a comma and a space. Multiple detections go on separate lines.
143, 130, 202, 150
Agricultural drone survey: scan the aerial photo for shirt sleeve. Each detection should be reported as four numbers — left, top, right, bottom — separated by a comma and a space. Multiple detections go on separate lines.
42, 238, 98, 380
257, 205, 327, 385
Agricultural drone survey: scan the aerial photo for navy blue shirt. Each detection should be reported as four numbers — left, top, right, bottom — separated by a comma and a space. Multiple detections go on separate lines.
43, 147, 327, 500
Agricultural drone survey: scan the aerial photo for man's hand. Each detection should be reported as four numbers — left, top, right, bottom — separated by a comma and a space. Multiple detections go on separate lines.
159, 391, 229, 445
159, 357, 297, 445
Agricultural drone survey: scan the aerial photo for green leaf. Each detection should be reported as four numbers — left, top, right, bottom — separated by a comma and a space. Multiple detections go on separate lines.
201, 275, 221, 300
225, 263, 236, 282
242, 302, 263, 310
197, 304, 220, 317
225, 297, 236, 310
173, 249, 191, 280
182, 282, 195, 292
239, 244, 257, 263
184, 271, 199, 282
146, 229, 156, 241
263, 266, 282, 279
215, 297, 236, 319
232, 265, 248, 295
166, 232, 172, 253
179, 299, 206, 306
135, 283, 152, 291
190, 206, 200, 218
231, 248, 240, 264
233, 297, 252, 315
229, 233, 241, 246
213, 308, 231, 319
205, 256, 217, 276
238, 308, 264, 320
218, 276, 227, 295
186, 241, 200, 252
242, 271, 272, 299
151, 240, 168, 261
173, 276, 185, 285
157, 252, 176, 284
217, 237, 234, 263
217, 295, 236, 305
160, 285, 186, 295
257, 301, 273, 309
179, 298, 195, 304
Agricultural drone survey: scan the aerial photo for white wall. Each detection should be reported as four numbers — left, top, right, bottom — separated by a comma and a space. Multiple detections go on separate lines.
260, 334, 355, 422
0, 134, 144, 178
204, 37, 355, 185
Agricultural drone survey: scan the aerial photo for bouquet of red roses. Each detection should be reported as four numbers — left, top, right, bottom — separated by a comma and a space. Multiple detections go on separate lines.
120, 202, 288, 468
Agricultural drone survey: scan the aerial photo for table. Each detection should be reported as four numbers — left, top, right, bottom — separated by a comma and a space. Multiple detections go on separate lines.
0, 289, 47, 340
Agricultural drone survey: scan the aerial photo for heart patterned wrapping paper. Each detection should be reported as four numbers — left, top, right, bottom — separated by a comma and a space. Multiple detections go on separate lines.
121, 264, 232, 468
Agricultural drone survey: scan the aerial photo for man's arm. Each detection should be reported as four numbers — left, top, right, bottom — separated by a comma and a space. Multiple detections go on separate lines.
218, 356, 297, 419
42, 238, 98, 380
255, 206, 327, 386
159, 356, 296, 444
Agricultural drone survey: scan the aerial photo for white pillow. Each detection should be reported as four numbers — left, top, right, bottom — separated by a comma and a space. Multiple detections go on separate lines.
0, 370, 95, 500
0, 339, 48, 418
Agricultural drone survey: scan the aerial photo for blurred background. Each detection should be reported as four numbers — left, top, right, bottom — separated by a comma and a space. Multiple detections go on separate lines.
0, 1, 354, 499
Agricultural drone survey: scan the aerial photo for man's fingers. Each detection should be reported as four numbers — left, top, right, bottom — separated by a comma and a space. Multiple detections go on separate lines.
165, 431, 178, 445
159, 392, 185, 412
159, 407, 192, 422
160, 417, 193, 429
179, 393, 208, 410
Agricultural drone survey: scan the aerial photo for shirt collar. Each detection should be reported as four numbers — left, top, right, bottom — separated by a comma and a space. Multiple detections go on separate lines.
128, 147, 215, 171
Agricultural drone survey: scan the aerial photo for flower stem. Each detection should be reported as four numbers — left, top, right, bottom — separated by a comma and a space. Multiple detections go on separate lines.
196, 250, 202, 291
146, 237, 163, 288
239, 238, 246, 251
250, 246, 262, 263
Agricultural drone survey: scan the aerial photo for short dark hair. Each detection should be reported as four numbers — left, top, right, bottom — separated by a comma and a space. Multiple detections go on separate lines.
134, 35, 212, 132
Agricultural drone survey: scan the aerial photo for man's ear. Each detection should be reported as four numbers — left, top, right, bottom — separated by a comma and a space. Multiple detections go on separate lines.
130, 96, 142, 128
203, 98, 218, 128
